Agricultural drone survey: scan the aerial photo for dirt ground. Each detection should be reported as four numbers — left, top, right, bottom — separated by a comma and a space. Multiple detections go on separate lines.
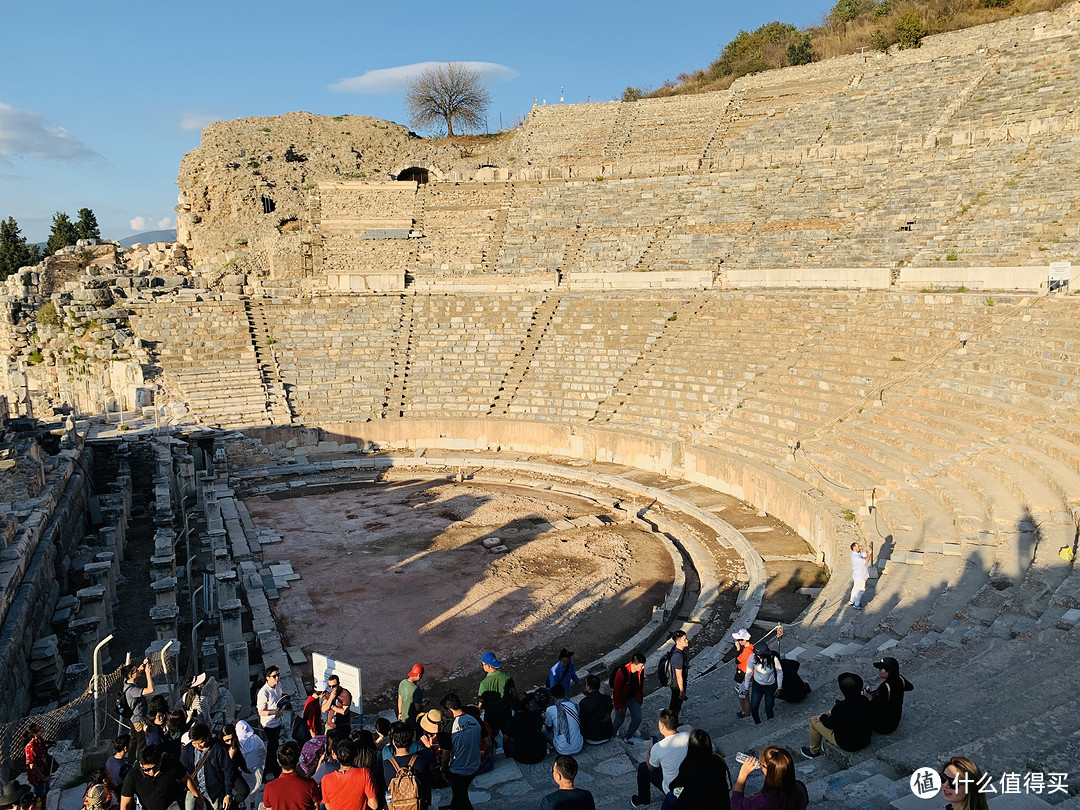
244, 479, 674, 710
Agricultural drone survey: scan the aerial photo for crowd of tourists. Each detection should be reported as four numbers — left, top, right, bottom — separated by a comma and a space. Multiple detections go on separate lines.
9, 627, 991, 810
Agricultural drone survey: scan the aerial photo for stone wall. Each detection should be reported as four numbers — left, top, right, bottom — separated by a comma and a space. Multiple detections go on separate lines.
0, 433, 93, 723
174, 4, 1079, 283
175, 113, 513, 279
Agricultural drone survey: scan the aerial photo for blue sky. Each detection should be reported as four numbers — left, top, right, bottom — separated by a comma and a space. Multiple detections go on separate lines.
1, 0, 832, 243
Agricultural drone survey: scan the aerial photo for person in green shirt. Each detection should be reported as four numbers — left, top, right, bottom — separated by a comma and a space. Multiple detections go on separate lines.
477, 652, 516, 741
397, 664, 426, 727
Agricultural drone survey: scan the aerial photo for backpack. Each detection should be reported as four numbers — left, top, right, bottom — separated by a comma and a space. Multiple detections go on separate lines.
117, 682, 142, 722
388, 754, 422, 810
299, 735, 327, 777
291, 712, 310, 745
656, 650, 673, 687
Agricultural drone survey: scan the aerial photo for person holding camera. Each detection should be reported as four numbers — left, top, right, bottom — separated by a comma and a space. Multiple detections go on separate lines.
122, 659, 155, 759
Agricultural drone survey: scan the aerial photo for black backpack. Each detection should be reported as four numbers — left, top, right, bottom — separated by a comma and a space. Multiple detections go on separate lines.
656, 650, 674, 687
117, 682, 141, 722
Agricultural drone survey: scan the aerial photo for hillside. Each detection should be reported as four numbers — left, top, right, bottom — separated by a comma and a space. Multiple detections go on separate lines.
640, 0, 1072, 98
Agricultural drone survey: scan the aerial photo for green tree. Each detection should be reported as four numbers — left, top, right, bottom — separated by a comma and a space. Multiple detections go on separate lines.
46, 212, 78, 256
787, 34, 814, 66
622, 86, 647, 102
831, 0, 870, 23
709, 22, 803, 80
0, 217, 40, 280
896, 9, 927, 48
75, 207, 101, 240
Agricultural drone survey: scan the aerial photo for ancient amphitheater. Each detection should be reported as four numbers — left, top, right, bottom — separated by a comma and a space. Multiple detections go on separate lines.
1, 4, 1079, 809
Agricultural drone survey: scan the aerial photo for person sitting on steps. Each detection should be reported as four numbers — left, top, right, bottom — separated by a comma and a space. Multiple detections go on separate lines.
801, 673, 872, 759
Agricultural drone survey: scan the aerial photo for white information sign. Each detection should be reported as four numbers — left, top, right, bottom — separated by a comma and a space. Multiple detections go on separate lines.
1049, 261, 1071, 290
311, 652, 363, 715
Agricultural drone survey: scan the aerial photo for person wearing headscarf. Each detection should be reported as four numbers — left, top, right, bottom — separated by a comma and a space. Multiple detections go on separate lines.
234, 721, 267, 790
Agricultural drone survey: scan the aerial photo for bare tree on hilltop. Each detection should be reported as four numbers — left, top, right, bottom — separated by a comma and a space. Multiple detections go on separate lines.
405, 61, 490, 138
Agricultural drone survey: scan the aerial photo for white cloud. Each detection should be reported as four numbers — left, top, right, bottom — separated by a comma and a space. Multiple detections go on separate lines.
180, 113, 217, 132
0, 102, 101, 163
130, 216, 176, 232
329, 61, 517, 94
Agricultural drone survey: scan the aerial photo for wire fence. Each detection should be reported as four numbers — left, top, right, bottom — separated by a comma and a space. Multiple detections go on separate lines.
0, 655, 176, 782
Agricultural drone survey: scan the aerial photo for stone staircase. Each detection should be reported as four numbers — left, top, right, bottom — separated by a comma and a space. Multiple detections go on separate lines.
383, 295, 417, 418
591, 293, 705, 424
243, 298, 294, 425
489, 295, 560, 416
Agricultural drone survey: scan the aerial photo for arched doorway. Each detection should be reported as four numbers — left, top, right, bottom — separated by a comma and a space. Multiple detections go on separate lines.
397, 167, 429, 184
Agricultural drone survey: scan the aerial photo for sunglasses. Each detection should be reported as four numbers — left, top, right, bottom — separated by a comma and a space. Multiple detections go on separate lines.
941, 771, 962, 789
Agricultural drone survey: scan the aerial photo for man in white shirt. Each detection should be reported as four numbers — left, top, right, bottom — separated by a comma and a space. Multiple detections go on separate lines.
849, 541, 872, 610
257, 666, 285, 778
543, 685, 583, 755
630, 709, 688, 806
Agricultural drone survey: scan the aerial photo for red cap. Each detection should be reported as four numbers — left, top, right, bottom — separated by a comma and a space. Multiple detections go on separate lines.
409, 664, 424, 678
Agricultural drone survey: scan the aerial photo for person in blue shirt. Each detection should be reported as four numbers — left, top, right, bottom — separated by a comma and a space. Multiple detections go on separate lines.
547, 650, 580, 695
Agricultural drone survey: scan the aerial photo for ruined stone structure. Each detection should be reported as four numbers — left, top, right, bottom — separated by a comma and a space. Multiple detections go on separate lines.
177, 4, 1079, 294
2, 4, 1080, 805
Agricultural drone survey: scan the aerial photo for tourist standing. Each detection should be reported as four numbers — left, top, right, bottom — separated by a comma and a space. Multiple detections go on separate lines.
477, 653, 515, 740
322, 675, 354, 735
744, 642, 783, 725
849, 541, 872, 610
321, 738, 378, 810
546, 650, 579, 695
668, 632, 690, 718
263, 742, 321, 810
179, 722, 236, 810
438, 694, 481, 810
119, 746, 188, 810
106, 736, 132, 793
398, 665, 426, 727
382, 722, 435, 810
732, 631, 753, 719
122, 660, 155, 759
301, 681, 326, 742
257, 667, 286, 780
24, 723, 54, 810
612, 653, 646, 742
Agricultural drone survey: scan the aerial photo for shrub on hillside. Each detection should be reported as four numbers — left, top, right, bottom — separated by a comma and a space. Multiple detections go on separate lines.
896, 9, 928, 48
35, 302, 59, 325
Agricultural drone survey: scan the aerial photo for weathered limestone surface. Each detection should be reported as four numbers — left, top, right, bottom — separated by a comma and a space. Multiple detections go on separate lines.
176, 4, 1080, 282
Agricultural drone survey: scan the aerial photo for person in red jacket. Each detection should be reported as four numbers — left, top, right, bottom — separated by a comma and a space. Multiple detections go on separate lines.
612, 652, 646, 743
25, 723, 54, 810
